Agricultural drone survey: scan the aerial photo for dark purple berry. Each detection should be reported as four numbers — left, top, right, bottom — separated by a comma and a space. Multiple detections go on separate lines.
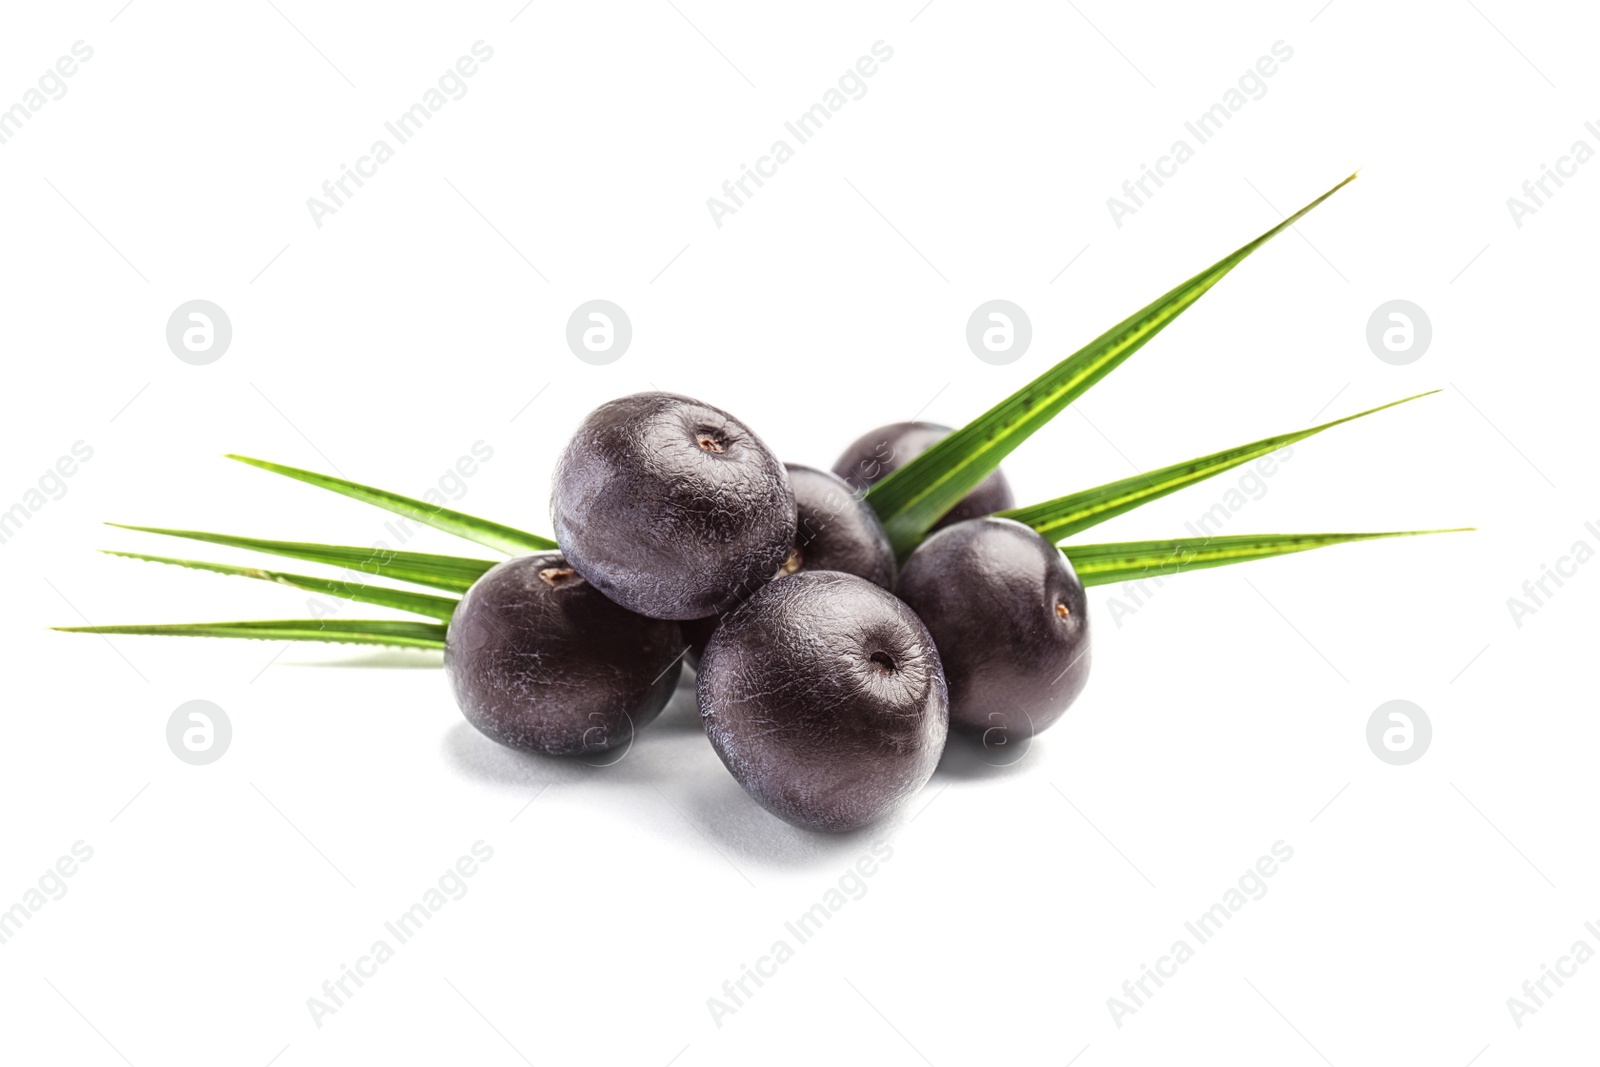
833, 421, 1015, 530
698, 571, 948, 832
446, 553, 684, 756
682, 464, 896, 671
551, 392, 795, 620
785, 463, 896, 589
896, 517, 1090, 742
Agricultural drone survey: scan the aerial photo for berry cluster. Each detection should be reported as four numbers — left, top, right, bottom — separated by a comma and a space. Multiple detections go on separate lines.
449, 392, 1088, 831
60, 175, 1463, 836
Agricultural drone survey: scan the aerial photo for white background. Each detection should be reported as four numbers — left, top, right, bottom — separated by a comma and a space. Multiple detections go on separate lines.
1, 1, 1595, 1064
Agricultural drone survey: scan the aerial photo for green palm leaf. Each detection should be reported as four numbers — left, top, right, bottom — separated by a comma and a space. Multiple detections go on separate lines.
52, 619, 448, 649
866, 173, 1359, 556
1064, 529, 1469, 588
1003, 391, 1437, 542
226, 455, 554, 555
107, 524, 497, 592
102, 551, 459, 622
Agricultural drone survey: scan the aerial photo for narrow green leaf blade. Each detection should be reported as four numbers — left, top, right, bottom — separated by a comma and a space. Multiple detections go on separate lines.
53, 619, 447, 649
107, 524, 497, 593
867, 173, 1359, 555
1064, 529, 1470, 588
226, 454, 555, 555
103, 551, 460, 622
1003, 391, 1437, 541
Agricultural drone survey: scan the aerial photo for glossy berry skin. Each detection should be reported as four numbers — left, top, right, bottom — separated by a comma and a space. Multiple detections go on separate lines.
551, 392, 795, 620
698, 571, 948, 832
786, 464, 897, 589
446, 553, 684, 756
682, 464, 896, 672
832, 421, 1015, 530
896, 517, 1090, 742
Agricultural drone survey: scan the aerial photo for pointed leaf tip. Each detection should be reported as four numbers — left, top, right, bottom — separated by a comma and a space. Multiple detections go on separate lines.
1065, 528, 1469, 588
865, 173, 1359, 555
99, 550, 459, 622
102, 525, 496, 592
53, 619, 448, 650
225, 454, 556, 555
1002, 389, 1444, 542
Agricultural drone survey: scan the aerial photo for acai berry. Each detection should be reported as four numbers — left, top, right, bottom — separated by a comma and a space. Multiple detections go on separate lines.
698, 571, 948, 832
896, 517, 1090, 743
446, 552, 684, 756
551, 392, 795, 620
833, 421, 1015, 530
